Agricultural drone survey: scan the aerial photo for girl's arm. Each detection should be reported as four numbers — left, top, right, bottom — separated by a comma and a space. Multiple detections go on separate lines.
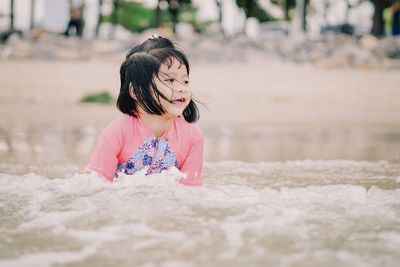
179, 126, 204, 186
84, 120, 124, 181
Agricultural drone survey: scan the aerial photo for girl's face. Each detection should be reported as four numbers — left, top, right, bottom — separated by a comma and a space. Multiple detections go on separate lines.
154, 58, 191, 118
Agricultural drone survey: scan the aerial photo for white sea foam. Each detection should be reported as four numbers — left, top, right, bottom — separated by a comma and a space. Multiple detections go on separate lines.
0, 160, 399, 267
0, 245, 98, 267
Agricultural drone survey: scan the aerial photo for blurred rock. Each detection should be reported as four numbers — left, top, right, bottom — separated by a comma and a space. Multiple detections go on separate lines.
360, 35, 378, 51
258, 21, 289, 39
176, 23, 196, 41
320, 23, 354, 36
1, 33, 31, 59
377, 37, 400, 59
245, 18, 260, 40
272, 34, 399, 69
1, 28, 399, 69
97, 23, 136, 41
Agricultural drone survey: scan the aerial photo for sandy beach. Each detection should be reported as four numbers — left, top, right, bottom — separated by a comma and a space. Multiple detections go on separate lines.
0, 57, 400, 166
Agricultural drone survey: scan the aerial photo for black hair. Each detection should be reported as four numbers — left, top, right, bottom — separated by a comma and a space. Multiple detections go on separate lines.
125, 36, 175, 58
117, 40, 200, 123
119, 37, 175, 97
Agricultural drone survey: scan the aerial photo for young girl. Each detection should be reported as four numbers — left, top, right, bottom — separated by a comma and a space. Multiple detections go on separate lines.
84, 37, 204, 186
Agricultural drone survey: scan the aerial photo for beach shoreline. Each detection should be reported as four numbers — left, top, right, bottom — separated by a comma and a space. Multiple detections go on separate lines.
1, 59, 400, 165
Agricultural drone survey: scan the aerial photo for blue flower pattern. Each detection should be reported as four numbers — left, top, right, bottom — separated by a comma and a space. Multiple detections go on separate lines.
117, 136, 179, 177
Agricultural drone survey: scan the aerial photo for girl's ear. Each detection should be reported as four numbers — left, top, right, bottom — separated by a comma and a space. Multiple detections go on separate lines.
129, 83, 137, 100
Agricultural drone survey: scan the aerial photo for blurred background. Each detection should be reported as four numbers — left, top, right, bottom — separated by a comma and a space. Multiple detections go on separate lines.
0, 0, 400, 175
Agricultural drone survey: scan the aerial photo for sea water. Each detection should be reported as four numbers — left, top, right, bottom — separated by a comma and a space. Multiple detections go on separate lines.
0, 160, 399, 267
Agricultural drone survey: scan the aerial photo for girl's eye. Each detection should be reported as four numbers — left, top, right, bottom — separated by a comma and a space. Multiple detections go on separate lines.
184, 80, 189, 85
166, 79, 174, 83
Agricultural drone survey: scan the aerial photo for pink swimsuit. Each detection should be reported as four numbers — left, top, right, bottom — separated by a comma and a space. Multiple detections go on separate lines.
85, 115, 204, 185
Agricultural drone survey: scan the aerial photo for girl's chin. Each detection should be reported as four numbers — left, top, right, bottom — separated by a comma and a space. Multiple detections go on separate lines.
168, 110, 183, 117
169, 110, 184, 117
159, 102, 188, 118
162, 108, 185, 118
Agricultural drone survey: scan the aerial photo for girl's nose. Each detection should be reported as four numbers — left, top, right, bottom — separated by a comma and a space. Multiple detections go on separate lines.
175, 83, 190, 93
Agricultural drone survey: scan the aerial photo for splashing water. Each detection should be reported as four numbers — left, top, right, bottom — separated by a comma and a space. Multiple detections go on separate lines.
0, 160, 400, 267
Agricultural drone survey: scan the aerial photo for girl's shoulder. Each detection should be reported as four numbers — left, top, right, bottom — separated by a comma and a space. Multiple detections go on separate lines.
105, 114, 134, 128
101, 114, 135, 138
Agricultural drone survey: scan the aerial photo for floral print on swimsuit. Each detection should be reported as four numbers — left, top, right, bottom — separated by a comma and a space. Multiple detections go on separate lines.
116, 136, 179, 177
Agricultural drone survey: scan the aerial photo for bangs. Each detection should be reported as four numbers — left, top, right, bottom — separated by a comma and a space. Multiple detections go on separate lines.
149, 48, 190, 75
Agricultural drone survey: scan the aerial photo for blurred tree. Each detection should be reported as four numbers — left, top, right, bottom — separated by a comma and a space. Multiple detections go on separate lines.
167, 0, 179, 32
370, 0, 392, 36
215, 0, 224, 34
301, 0, 309, 32
271, 0, 296, 20
322, 0, 331, 25
105, 0, 201, 35
315, 0, 394, 37
1, 0, 21, 44
111, 0, 120, 35
155, 0, 162, 28
344, 0, 357, 22
345, 0, 379, 30
246, 0, 255, 17
95, 0, 103, 37
10, 0, 14, 30
236, 0, 274, 22
285, 0, 296, 20
30, 0, 36, 30
166, 0, 191, 33
239, 0, 393, 37
108, 1, 153, 33
294, 0, 309, 32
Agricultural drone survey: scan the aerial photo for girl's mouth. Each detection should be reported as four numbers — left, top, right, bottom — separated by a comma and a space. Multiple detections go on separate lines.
171, 97, 186, 104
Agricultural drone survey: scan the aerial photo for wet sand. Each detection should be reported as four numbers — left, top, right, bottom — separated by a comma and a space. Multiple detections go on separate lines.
0, 58, 400, 166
